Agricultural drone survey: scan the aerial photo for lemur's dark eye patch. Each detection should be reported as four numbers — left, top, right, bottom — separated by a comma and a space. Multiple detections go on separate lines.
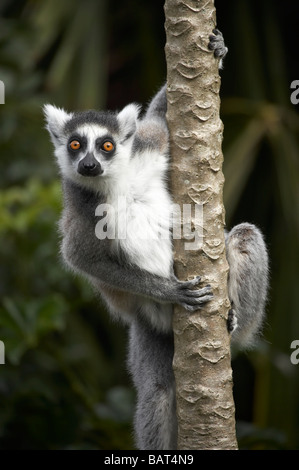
95, 136, 116, 157
67, 135, 87, 155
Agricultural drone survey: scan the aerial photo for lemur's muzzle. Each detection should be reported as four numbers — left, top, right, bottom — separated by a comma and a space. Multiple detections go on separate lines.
78, 152, 103, 177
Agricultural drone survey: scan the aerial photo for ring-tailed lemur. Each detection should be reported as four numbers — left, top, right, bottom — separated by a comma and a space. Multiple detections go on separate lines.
44, 30, 268, 450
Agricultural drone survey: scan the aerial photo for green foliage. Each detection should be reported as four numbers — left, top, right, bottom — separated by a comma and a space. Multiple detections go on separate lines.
0, 0, 298, 450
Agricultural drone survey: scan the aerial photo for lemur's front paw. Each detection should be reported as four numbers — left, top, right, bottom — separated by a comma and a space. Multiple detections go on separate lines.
227, 306, 238, 334
174, 275, 213, 312
208, 29, 228, 61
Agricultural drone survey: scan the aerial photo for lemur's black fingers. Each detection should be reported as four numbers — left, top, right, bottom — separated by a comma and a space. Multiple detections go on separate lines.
213, 28, 222, 36
178, 275, 202, 290
188, 292, 213, 306
208, 32, 220, 47
182, 285, 212, 299
210, 29, 223, 42
175, 277, 213, 309
208, 29, 228, 60
181, 294, 214, 312
208, 38, 217, 50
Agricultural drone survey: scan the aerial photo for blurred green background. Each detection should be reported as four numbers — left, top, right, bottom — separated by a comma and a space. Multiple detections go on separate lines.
0, 0, 298, 450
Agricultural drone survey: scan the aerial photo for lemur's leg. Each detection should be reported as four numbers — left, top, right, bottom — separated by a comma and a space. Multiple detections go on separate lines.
226, 223, 269, 348
127, 316, 177, 450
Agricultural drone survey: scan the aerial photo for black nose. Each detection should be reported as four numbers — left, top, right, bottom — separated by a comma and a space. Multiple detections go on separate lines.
83, 161, 96, 171
78, 152, 103, 177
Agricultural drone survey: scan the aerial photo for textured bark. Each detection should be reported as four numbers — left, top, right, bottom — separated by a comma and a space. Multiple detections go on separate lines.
164, 0, 238, 450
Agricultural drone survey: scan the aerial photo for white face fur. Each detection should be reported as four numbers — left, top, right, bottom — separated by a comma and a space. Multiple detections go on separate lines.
43, 103, 140, 192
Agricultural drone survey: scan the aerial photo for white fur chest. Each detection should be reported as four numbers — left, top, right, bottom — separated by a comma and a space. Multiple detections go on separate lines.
103, 149, 173, 278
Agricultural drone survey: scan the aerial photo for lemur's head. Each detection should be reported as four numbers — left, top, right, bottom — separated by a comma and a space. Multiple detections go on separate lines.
44, 103, 140, 189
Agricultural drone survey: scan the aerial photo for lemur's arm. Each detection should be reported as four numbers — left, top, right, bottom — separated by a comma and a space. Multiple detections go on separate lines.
62, 232, 212, 311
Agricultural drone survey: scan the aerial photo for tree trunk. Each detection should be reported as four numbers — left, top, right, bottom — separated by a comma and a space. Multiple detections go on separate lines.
164, 0, 238, 450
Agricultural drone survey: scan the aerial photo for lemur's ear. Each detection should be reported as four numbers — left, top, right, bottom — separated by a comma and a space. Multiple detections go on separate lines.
43, 104, 73, 146
117, 103, 140, 138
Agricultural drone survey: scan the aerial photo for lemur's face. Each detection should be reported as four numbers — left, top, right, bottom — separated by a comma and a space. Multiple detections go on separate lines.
44, 104, 140, 189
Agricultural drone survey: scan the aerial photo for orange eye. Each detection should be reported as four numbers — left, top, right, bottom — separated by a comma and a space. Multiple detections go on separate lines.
102, 141, 114, 152
70, 140, 81, 151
